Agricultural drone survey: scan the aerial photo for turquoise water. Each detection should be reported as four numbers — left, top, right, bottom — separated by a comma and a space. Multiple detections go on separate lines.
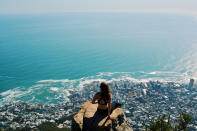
0, 13, 197, 104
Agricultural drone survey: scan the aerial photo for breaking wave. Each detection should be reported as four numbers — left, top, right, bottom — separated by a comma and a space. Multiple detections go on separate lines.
0, 71, 192, 106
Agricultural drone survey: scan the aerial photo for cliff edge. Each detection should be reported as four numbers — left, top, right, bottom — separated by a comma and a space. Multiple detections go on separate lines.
72, 101, 132, 131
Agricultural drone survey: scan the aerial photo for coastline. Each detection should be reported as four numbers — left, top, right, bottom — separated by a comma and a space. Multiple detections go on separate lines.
0, 79, 196, 130
0, 71, 192, 105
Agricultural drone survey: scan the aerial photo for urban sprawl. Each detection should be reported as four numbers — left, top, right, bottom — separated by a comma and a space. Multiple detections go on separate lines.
0, 79, 197, 130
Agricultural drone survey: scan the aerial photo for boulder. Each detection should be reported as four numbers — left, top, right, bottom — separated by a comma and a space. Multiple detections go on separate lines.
72, 101, 133, 131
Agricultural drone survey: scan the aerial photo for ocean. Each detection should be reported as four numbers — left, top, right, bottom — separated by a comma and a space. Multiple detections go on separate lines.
0, 13, 197, 105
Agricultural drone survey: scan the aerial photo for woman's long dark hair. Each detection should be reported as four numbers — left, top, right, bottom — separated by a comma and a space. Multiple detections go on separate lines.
100, 82, 111, 102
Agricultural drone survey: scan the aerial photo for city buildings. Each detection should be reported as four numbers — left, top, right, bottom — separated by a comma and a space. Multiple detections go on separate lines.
0, 80, 196, 130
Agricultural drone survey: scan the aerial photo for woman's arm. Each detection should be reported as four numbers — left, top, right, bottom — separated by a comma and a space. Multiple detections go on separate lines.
92, 93, 99, 104
108, 94, 112, 117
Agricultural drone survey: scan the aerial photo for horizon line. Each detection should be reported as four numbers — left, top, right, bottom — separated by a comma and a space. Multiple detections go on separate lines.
0, 10, 197, 17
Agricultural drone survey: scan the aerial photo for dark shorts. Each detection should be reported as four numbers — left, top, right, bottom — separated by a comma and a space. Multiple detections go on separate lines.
96, 108, 108, 116
96, 102, 122, 116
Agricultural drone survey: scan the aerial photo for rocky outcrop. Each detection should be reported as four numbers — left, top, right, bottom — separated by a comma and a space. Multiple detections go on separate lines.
72, 101, 133, 131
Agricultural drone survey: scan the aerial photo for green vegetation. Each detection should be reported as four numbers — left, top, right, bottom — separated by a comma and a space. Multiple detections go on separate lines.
17, 127, 32, 131
2, 113, 75, 131
13, 115, 23, 124
37, 122, 70, 131
4, 122, 71, 131
146, 113, 192, 131
146, 115, 173, 131
35, 113, 75, 131
57, 113, 76, 124
4, 127, 32, 131
175, 113, 192, 130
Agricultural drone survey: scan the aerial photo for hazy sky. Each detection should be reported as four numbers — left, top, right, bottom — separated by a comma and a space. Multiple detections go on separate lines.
0, 0, 197, 16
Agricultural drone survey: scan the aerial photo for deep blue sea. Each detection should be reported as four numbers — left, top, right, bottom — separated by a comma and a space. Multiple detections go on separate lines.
0, 13, 197, 105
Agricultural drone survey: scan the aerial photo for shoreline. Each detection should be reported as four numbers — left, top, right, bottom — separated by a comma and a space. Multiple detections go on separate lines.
0, 79, 197, 130
0, 71, 193, 106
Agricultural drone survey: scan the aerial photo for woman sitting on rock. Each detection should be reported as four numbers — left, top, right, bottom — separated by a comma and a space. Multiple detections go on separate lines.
92, 82, 121, 119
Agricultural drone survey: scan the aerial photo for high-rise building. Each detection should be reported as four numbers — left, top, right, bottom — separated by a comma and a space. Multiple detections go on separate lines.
188, 78, 194, 88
